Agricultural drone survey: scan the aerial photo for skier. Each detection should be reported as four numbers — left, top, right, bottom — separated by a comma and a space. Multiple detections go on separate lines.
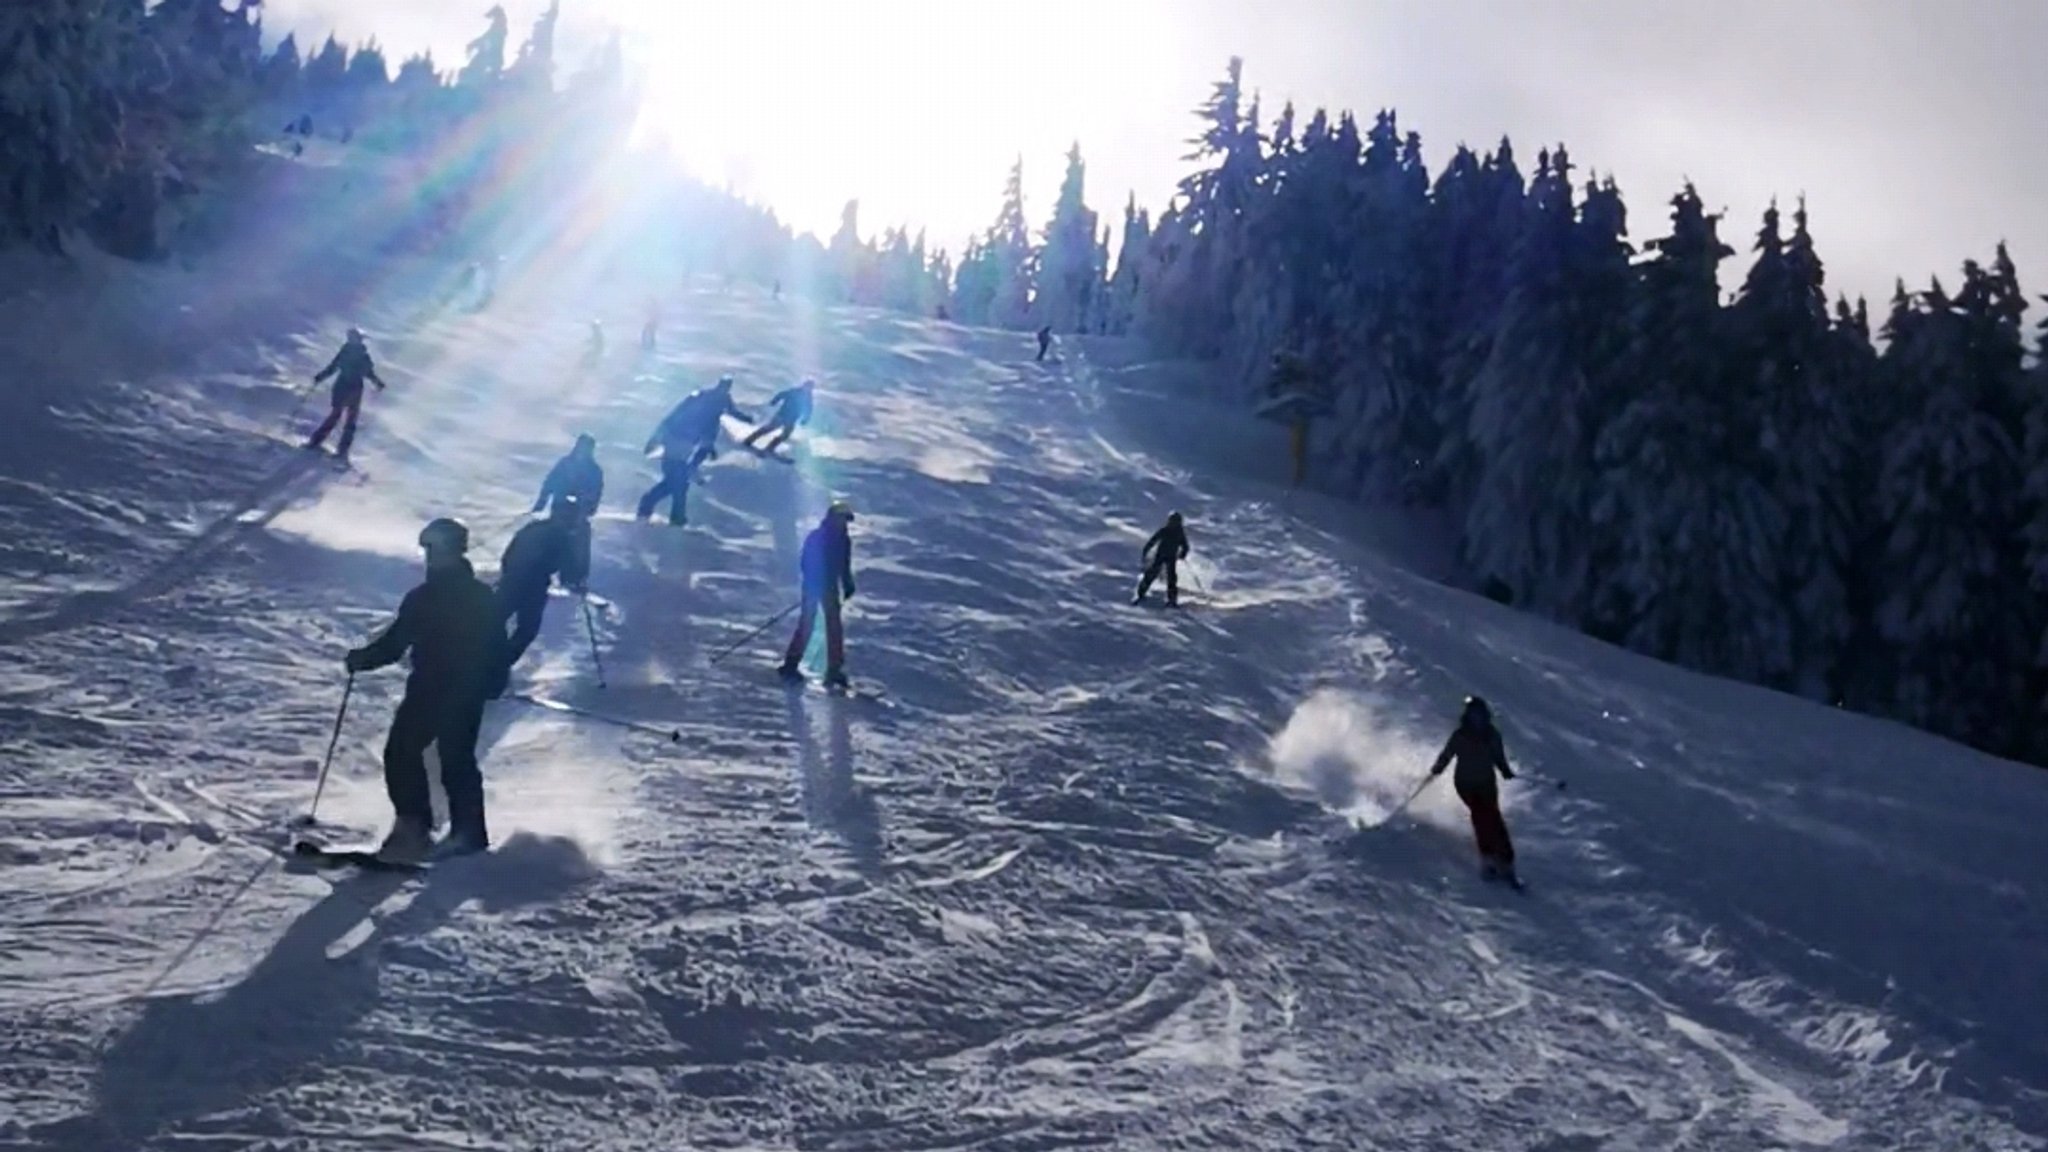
742, 378, 816, 455
641, 298, 660, 351
496, 495, 590, 669
344, 518, 505, 863
532, 433, 604, 515
779, 499, 857, 689
637, 375, 753, 525
1036, 324, 1053, 362
1133, 511, 1189, 606
583, 319, 605, 365
305, 327, 387, 463
1427, 695, 1520, 885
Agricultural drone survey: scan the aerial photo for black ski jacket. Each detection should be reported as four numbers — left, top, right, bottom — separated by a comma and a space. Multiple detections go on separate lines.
499, 519, 584, 600
1143, 521, 1189, 565
1430, 718, 1515, 796
351, 558, 503, 699
315, 342, 384, 393
534, 451, 604, 513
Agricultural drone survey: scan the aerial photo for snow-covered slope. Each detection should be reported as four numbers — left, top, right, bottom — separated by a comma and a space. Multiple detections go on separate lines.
1, 259, 2043, 1151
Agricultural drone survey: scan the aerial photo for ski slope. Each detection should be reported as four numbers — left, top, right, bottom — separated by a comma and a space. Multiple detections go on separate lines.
0, 256, 2043, 1151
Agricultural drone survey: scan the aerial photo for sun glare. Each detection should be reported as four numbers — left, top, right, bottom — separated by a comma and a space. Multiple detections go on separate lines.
599, 0, 1158, 247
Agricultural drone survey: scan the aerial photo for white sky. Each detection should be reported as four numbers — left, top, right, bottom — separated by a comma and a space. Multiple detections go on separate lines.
264, 0, 2048, 310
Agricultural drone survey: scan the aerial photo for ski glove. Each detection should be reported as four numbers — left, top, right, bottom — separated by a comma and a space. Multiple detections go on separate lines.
1499, 767, 1515, 780
344, 648, 371, 673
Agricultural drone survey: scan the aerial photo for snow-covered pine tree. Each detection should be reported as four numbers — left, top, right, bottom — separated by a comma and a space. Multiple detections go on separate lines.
459, 5, 510, 89
1036, 143, 1102, 334
1103, 195, 1150, 335
1588, 185, 1787, 679
989, 157, 1035, 329
1460, 148, 1631, 620
0, 0, 132, 248
1726, 199, 1857, 696
1427, 138, 1527, 512
1873, 254, 2032, 746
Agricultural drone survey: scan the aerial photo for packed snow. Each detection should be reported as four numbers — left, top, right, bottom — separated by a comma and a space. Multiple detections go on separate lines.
0, 249, 2043, 1151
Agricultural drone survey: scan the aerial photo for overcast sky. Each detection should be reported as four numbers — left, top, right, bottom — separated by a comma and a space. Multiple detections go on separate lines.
263, 0, 2048, 310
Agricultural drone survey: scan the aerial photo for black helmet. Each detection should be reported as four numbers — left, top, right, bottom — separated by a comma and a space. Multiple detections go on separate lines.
418, 517, 469, 553
1167, 510, 1184, 525
1462, 695, 1492, 723
574, 432, 597, 452
716, 374, 734, 390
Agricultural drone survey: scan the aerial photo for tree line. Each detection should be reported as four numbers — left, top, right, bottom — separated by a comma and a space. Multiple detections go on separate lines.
859, 57, 2045, 767
5, 12, 2040, 766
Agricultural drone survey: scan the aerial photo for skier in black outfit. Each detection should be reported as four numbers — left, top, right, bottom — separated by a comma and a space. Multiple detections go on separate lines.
305, 327, 386, 462
1134, 511, 1189, 606
496, 495, 590, 669
345, 517, 505, 863
1428, 695, 1520, 886
1036, 325, 1053, 362
637, 375, 753, 525
742, 379, 815, 454
779, 499, 857, 688
533, 433, 603, 582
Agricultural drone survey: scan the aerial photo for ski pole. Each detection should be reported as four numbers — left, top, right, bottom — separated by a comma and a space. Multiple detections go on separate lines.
707, 601, 800, 666
283, 377, 321, 435
507, 693, 680, 743
295, 673, 353, 827
1384, 773, 1435, 823
582, 595, 608, 688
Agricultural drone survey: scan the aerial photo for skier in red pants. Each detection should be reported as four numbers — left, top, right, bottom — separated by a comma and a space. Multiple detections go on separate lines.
305, 327, 387, 463
778, 499, 856, 689
1428, 695, 1519, 885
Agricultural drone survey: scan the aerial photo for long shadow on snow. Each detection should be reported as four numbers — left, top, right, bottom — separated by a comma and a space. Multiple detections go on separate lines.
784, 686, 884, 877
30, 836, 594, 1151
0, 446, 338, 648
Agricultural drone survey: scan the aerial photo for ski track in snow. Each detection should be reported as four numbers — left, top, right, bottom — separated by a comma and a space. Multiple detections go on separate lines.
0, 271, 2041, 1152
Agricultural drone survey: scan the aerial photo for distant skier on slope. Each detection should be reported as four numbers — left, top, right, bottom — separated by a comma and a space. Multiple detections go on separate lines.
742, 378, 816, 455
1133, 511, 1189, 607
1428, 695, 1520, 886
305, 327, 387, 463
636, 375, 753, 525
641, 298, 660, 351
779, 499, 857, 689
583, 319, 605, 365
1036, 324, 1053, 362
345, 517, 505, 863
496, 495, 590, 669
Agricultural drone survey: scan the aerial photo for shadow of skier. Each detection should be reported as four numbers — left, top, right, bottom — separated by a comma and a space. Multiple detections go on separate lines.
783, 685, 883, 878
33, 835, 597, 1151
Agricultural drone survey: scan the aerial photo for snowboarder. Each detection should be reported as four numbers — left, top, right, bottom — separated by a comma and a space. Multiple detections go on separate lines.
641, 298, 660, 351
779, 499, 857, 688
344, 517, 505, 863
637, 375, 753, 525
1428, 695, 1519, 885
1036, 325, 1053, 362
742, 378, 816, 455
1134, 511, 1189, 606
305, 327, 387, 463
496, 496, 590, 669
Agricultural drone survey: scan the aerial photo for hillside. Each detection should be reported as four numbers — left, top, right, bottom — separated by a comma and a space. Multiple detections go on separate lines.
0, 234, 2042, 1151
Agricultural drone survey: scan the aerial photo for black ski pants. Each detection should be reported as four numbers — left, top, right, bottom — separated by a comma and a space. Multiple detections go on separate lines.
384, 688, 488, 842
498, 583, 550, 667
308, 382, 364, 455
1136, 555, 1179, 604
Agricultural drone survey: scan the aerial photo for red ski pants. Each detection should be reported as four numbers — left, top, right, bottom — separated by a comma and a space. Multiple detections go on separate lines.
1455, 780, 1514, 866
784, 588, 845, 673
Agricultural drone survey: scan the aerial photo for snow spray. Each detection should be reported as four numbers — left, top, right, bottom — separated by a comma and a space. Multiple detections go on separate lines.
1267, 688, 1460, 831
